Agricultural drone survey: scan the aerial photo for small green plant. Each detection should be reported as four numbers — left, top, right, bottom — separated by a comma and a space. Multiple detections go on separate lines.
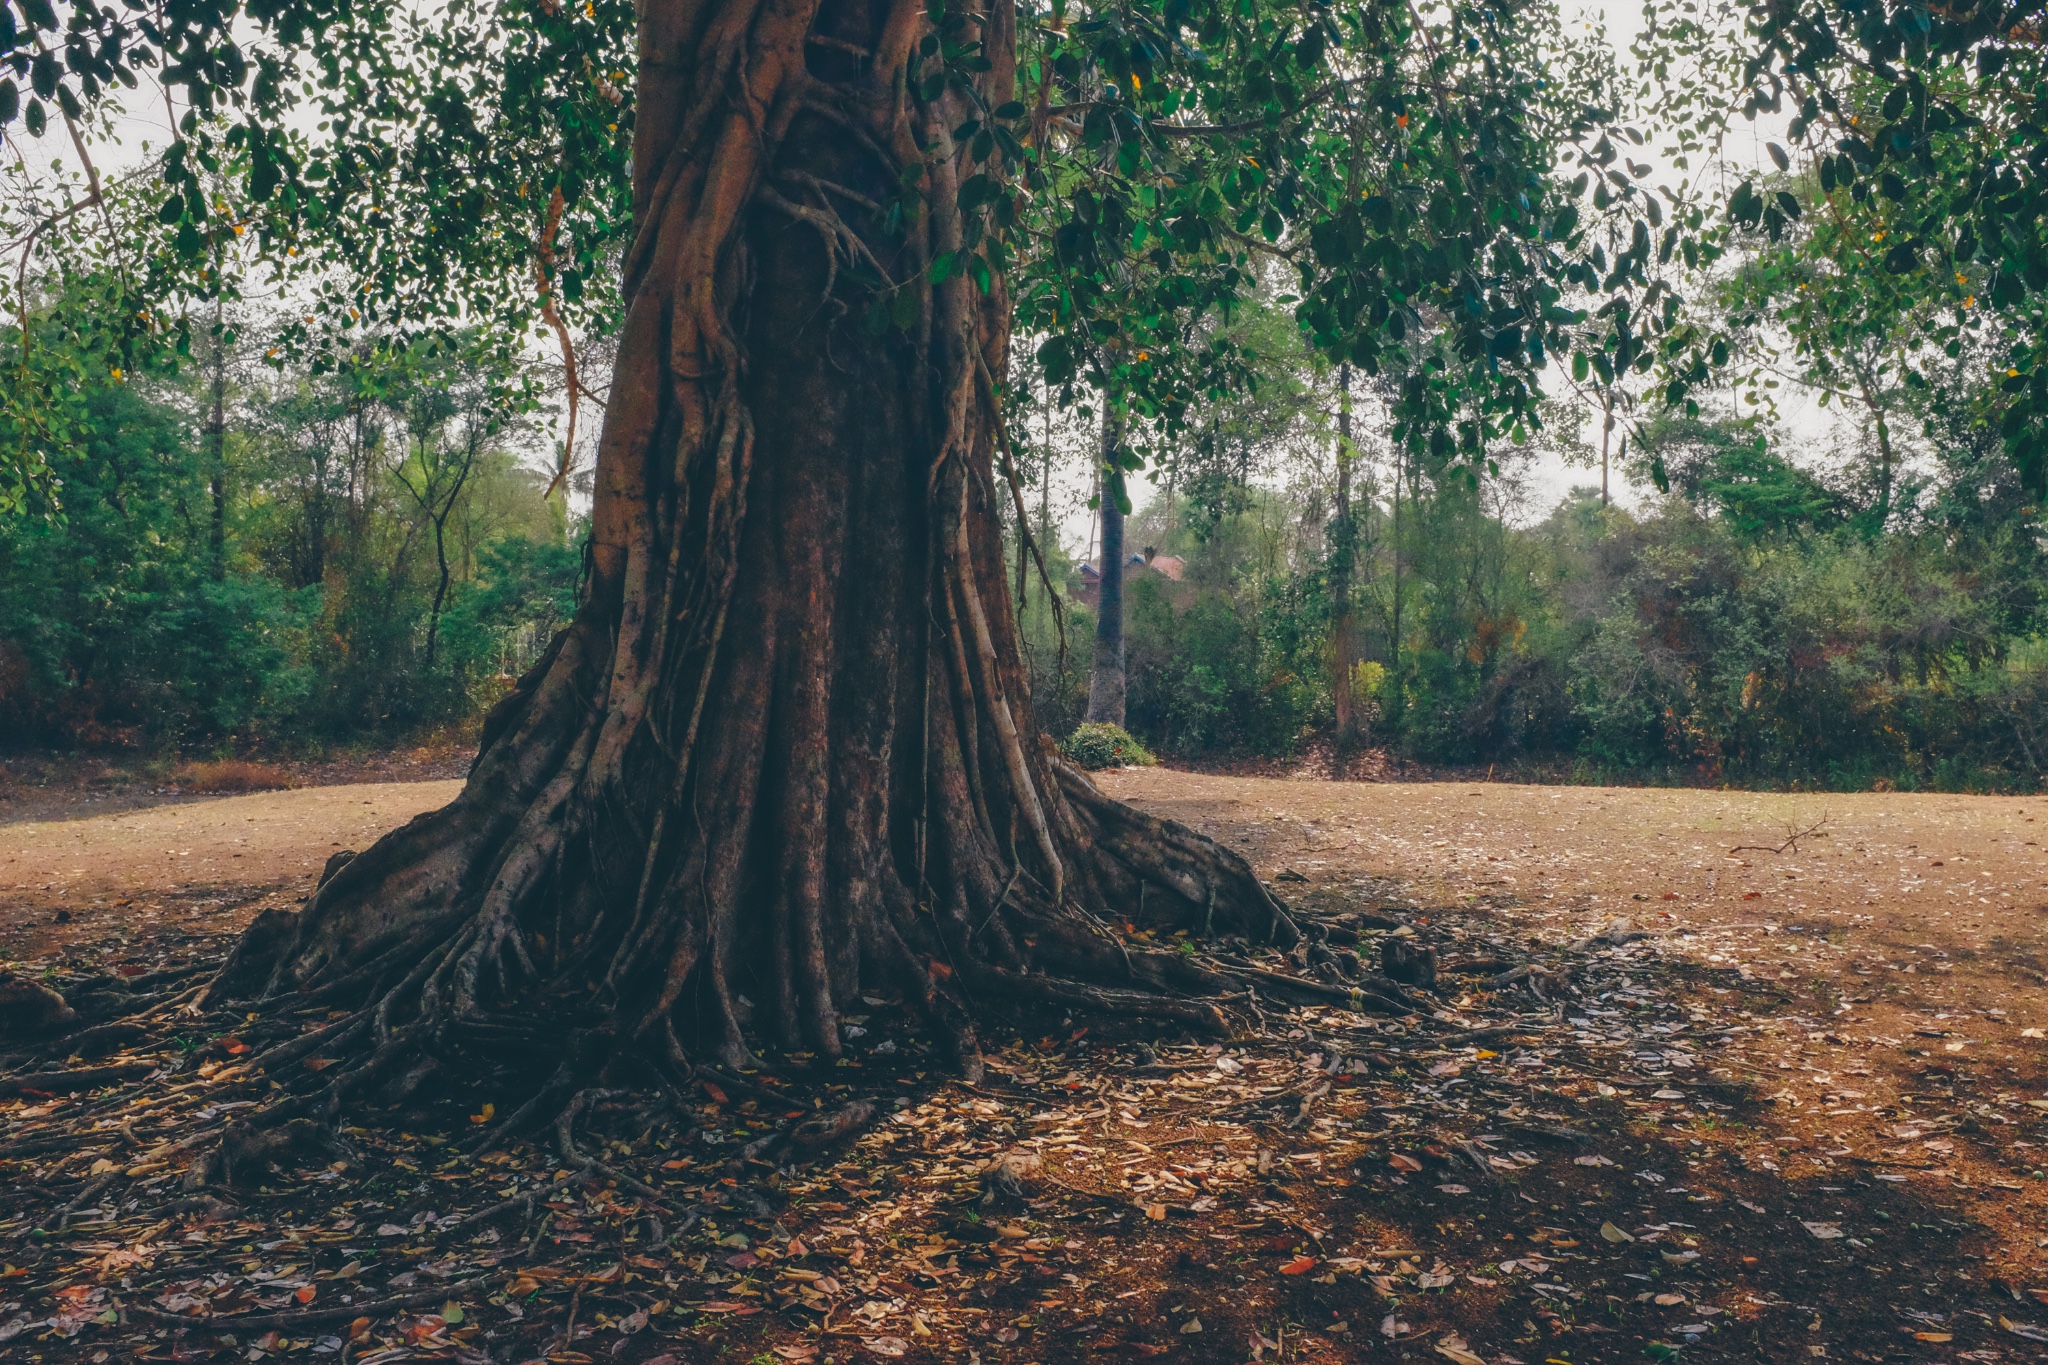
1060, 722, 1157, 770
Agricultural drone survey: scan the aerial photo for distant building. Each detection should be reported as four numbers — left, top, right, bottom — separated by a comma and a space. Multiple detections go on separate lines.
1071, 547, 1190, 608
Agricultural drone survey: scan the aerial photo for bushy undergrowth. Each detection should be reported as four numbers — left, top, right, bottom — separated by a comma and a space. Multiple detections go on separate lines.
0, 323, 577, 752
1016, 471, 2048, 793
1060, 723, 1158, 770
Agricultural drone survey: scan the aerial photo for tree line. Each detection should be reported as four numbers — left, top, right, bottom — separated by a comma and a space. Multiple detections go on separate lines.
0, 306, 578, 748
1011, 290, 2048, 792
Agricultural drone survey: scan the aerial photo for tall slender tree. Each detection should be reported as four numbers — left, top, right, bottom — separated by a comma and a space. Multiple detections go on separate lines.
1328, 361, 1357, 744
1086, 406, 1127, 727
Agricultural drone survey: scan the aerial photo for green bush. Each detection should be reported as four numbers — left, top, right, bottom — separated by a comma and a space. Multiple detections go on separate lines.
0, 303, 579, 751
1060, 723, 1157, 770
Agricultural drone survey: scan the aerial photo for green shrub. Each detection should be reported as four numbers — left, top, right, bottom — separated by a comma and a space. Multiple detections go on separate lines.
1060, 722, 1157, 769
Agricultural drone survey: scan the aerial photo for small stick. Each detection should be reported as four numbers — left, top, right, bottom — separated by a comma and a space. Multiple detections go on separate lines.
557, 1285, 583, 1358
1729, 814, 1831, 856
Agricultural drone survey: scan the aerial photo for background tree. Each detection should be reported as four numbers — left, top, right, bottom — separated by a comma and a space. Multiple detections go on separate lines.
1085, 406, 1129, 726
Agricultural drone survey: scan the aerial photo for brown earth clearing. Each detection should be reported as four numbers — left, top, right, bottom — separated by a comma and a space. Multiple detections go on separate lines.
2, 765, 2047, 1364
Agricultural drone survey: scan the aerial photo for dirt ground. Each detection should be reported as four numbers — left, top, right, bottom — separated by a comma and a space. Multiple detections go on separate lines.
7, 765, 2048, 1364
0, 780, 463, 962
1099, 771, 2048, 1279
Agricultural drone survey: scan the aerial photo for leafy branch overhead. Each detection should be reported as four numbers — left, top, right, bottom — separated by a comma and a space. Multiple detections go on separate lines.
4, 0, 1693, 476
1678, 0, 2048, 491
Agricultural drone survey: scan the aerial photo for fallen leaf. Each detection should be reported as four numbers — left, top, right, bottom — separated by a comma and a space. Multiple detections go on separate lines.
1601, 1222, 1634, 1243
1802, 1222, 1844, 1241
2004, 1317, 2048, 1343
1435, 1337, 1487, 1365
1390, 1154, 1424, 1172
1280, 1256, 1317, 1275
863, 1337, 910, 1358
1180, 1317, 1204, 1334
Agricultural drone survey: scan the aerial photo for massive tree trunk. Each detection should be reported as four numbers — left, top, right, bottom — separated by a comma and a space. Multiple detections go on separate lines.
1085, 408, 1127, 727
201, 0, 1293, 1122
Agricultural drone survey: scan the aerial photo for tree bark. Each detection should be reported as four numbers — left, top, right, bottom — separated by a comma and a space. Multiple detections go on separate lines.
1086, 407, 1126, 727
197, 0, 1292, 1121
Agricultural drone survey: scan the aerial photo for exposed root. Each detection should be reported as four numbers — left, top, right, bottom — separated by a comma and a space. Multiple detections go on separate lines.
789, 1099, 878, 1149
125, 1277, 491, 1332
184, 1116, 348, 1191
0, 1060, 158, 1098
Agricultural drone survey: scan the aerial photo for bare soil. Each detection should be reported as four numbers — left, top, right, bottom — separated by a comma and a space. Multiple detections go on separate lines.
0, 739, 472, 827
5, 766, 2048, 1364
1099, 770, 2048, 1289
0, 779, 463, 962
